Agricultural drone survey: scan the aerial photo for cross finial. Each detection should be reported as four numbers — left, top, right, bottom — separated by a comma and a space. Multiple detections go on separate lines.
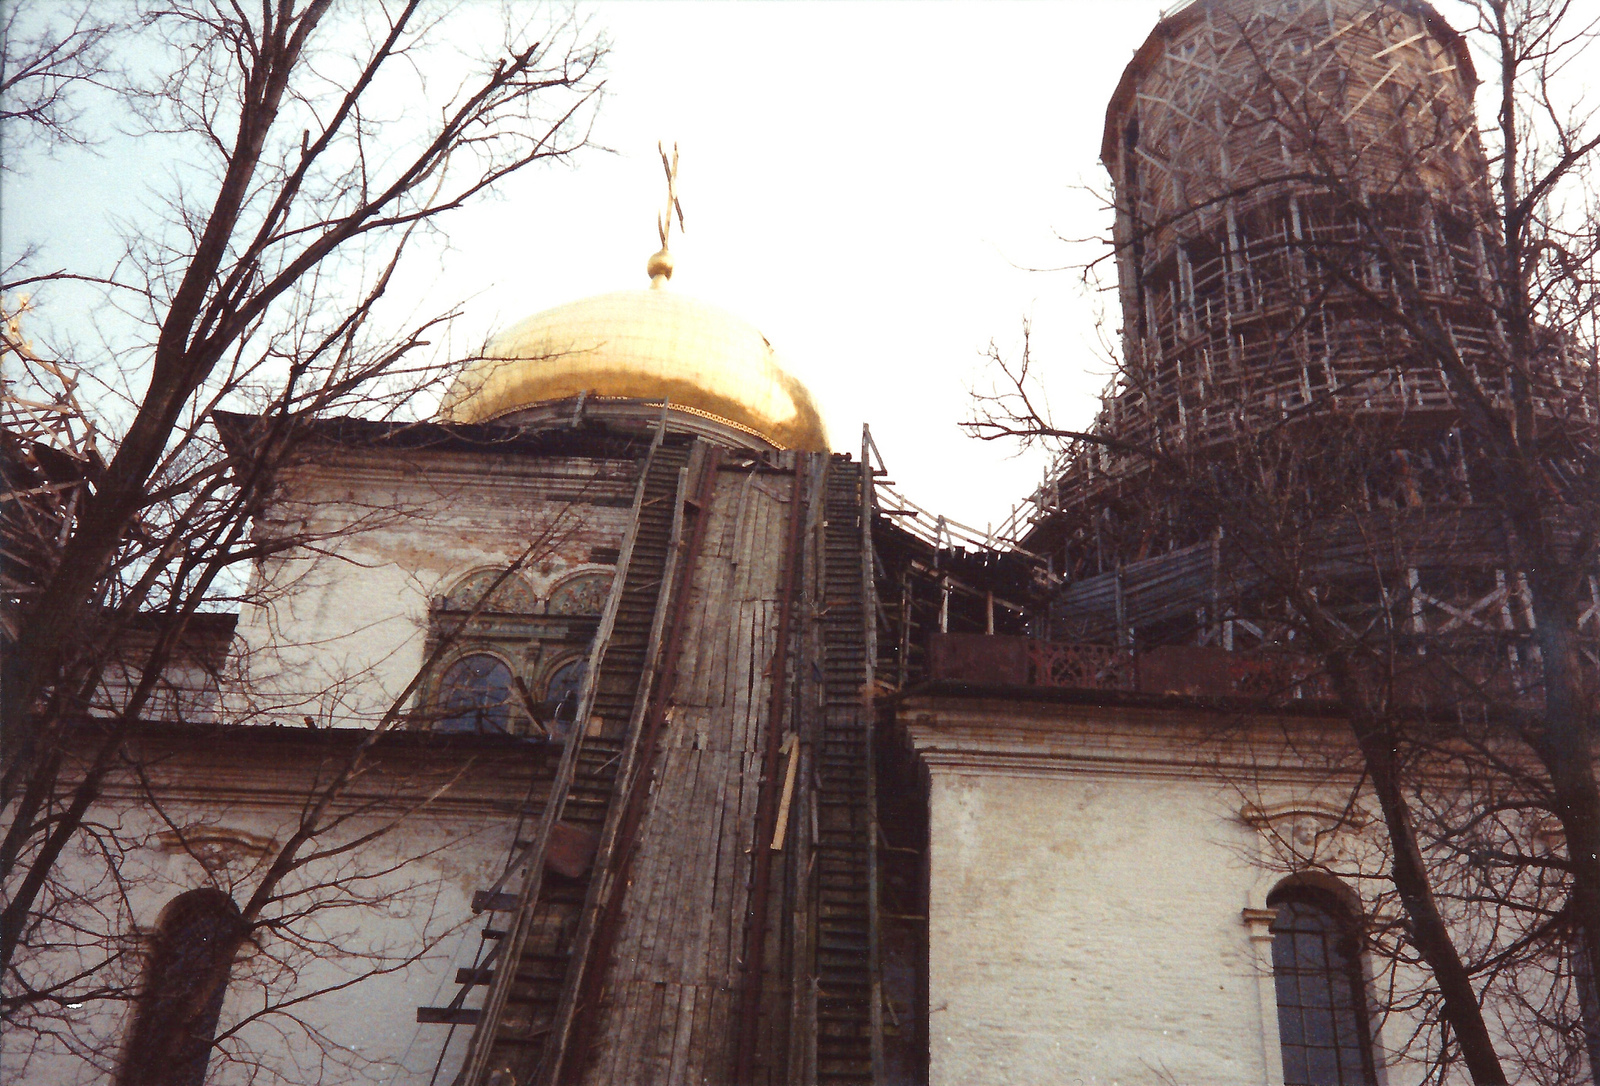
648, 141, 684, 288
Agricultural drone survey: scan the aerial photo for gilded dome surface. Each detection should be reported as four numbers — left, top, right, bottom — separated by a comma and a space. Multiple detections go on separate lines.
439, 289, 829, 452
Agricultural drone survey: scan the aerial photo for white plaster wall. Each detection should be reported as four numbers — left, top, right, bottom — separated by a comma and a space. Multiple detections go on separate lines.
230, 449, 634, 728
926, 767, 1271, 1086
7, 790, 517, 1086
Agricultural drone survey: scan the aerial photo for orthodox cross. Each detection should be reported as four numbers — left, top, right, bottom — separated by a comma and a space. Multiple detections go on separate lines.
657, 141, 685, 250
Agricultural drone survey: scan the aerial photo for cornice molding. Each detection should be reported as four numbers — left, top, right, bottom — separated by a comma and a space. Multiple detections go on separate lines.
902, 698, 1364, 785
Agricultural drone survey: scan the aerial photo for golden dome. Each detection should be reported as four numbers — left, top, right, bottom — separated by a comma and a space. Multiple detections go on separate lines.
439, 289, 829, 452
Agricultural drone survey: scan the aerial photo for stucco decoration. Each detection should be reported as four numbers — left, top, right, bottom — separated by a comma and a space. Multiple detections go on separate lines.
154, 827, 275, 873
548, 571, 611, 616
441, 569, 537, 614
1240, 799, 1370, 868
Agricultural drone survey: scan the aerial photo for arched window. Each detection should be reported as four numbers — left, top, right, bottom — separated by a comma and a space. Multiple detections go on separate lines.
542, 658, 587, 738
1268, 884, 1377, 1086
436, 653, 515, 733
120, 889, 242, 1086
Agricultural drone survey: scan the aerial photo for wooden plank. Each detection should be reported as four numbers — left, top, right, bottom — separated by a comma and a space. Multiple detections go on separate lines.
726, 750, 762, 979
667, 982, 699, 1084
707, 749, 742, 988
417, 1007, 480, 1025
715, 981, 740, 1080
728, 479, 762, 609
739, 600, 760, 756
682, 980, 717, 1086
614, 765, 660, 988
770, 732, 800, 851
679, 488, 730, 710
626, 980, 666, 1084
628, 748, 681, 982
674, 749, 718, 981
698, 559, 734, 711
723, 601, 746, 754
596, 978, 640, 1084
471, 891, 519, 913
652, 748, 702, 979
648, 981, 679, 1085
655, 749, 704, 983
747, 602, 771, 754
728, 601, 755, 753
709, 752, 743, 985
629, 749, 682, 981
677, 468, 726, 708
657, 750, 706, 981
682, 748, 724, 977
598, 979, 635, 1084
720, 468, 752, 565
678, 565, 710, 708
707, 577, 734, 714
728, 468, 756, 570
691, 748, 734, 983
757, 599, 780, 742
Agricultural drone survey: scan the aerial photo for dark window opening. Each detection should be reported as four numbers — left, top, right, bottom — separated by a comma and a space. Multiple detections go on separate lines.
1269, 885, 1377, 1086
436, 653, 515, 733
119, 889, 242, 1086
543, 658, 587, 738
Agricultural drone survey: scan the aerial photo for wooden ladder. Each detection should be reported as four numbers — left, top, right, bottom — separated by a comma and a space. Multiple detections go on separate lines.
424, 432, 693, 1085
813, 451, 882, 1085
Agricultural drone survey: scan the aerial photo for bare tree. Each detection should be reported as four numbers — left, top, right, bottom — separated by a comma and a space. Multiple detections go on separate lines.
2, 333, 602, 1078
0, 0, 610, 1076
0, 0, 121, 166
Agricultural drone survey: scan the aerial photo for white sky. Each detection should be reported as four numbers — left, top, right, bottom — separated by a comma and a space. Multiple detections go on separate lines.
5, 0, 1588, 532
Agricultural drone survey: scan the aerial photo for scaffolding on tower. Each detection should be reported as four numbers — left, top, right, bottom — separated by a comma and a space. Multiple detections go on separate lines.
1, 295, 104, 643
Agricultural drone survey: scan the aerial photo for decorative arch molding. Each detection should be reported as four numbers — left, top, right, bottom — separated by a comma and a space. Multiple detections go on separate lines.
537, 649, 589, 691
547, 568, 614, 616
154, 827, 275, 875
1241, 799, 1371, 883
437, 566, 538, 614
1240, 798, 1372, 833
